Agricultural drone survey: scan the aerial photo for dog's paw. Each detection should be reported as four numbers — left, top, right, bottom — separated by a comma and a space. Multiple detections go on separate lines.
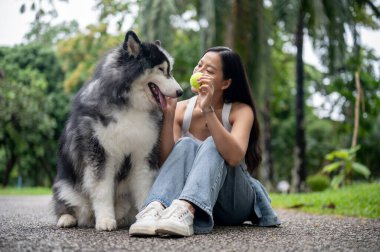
57, 214, 77, 228
96, 217, 117, 231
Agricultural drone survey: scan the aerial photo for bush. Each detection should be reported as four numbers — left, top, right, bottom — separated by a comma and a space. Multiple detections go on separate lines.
306, 174, 330, 192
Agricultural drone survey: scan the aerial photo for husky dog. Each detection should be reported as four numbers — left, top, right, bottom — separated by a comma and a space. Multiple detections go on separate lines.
52, 31, 183, 231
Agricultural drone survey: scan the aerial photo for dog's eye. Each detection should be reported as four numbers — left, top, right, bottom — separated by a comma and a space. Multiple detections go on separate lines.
158, 67, 165, 73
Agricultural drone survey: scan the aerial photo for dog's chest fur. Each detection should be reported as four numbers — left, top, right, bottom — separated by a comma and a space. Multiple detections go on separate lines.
94, 108, 160, 167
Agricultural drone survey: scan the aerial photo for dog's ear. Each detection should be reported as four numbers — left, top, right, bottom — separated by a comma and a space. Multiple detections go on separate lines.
154, 40, 161, 47
123, 31, 141, 57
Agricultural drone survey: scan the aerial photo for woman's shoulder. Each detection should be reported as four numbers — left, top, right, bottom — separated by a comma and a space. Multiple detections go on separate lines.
177, 96, 198, 108
177, 97, 191, 110
230, 102, 254, 122
175, 97, 195, 119
230, 101, 253, 113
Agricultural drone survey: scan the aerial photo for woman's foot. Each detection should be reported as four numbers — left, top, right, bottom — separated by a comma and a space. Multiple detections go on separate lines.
155, 199, 194, 237
129, 201, 165, 236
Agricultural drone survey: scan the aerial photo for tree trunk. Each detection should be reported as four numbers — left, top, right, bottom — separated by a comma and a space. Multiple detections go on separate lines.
2, 153, 17, 187
261, 98, 274, 190
220, 0, 273, 185
40, 159, 55, 187
351, 71, 361, 149
291, 11, 307, 193
225, 0, 237, 49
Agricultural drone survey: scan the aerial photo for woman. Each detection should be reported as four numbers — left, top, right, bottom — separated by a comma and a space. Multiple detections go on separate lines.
129, 47, 280, 236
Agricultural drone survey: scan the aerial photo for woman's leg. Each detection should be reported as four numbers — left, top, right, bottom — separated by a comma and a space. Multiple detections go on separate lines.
179, 137, 255, 233
178, 137, 227, 233
142, 137, 200, 209
213, 165, 255, 226
129, 137, 200, 236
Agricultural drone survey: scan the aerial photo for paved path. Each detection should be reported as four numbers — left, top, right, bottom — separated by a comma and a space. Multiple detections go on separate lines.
0, 195, 379, 251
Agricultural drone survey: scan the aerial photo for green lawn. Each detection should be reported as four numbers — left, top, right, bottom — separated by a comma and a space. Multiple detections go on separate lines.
270, 182, 380, 219
0, 187, 52, 195
1, 183, 379, 219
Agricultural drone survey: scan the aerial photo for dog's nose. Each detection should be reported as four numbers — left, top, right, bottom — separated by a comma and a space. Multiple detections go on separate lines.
176, 90, 183, 97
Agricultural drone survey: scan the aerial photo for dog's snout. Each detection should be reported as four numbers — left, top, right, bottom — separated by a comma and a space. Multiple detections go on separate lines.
176, 90, 183, 97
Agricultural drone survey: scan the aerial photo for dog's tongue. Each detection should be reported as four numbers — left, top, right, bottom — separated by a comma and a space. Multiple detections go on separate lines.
159, 91, 166, 111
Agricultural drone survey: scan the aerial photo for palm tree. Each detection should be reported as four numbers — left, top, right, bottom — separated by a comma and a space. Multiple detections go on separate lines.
273, 0, 354, 192
273, 0, 380, 192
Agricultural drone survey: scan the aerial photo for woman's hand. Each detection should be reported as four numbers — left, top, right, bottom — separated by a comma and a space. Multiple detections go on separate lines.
163, 97, 177, 119
197, 74, 215, 110
159, 96, 178, 165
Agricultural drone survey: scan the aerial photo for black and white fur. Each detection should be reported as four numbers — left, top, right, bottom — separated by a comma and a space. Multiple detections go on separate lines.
52, 31, 183, 231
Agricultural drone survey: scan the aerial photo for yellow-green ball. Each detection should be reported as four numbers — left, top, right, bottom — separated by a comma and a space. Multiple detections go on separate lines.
190, 72, 203, 90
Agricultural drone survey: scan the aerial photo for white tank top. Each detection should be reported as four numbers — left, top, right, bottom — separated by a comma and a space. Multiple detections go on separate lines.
181, 96, 232, 143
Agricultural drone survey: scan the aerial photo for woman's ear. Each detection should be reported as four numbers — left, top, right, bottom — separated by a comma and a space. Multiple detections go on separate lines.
221, 79, 232, 90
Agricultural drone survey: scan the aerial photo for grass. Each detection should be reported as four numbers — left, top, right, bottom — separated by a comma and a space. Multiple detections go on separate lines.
0, 187, 52, 195
270, 182, 380, 219
1, 183, 379, 219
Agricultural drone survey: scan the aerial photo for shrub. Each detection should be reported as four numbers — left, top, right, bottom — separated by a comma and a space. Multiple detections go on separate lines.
306, 174, 330, 192
322, 145, 371, 189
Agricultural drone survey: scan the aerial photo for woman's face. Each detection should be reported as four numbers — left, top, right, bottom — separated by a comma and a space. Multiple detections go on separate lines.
193, 51, 225, 88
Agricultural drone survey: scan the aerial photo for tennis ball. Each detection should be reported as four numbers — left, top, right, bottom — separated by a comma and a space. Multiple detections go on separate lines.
190, 72, 203, 90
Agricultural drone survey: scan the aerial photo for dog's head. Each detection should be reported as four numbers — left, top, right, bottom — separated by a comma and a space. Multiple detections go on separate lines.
88, 31, 183, 111
116, 31, 183, 110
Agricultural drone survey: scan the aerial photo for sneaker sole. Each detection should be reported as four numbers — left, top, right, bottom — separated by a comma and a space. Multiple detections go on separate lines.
156, 226, 193, 237
129, 226, 157, 236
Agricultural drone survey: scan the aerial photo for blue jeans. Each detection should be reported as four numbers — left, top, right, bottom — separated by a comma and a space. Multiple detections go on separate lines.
142, 137, 255, 234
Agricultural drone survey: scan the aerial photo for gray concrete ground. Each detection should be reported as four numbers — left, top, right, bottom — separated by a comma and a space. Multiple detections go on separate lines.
0, 195, 379, 252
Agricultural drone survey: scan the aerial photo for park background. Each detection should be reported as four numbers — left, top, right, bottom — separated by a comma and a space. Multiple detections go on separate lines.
0, 0, 379, 217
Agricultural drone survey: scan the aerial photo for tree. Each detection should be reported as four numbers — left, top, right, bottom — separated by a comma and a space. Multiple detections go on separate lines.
316, 0, 380, 179
272, 0, 364, 192
56, 24, 123, 92
195, 0, 275, 183
0, 44, 67, 186
19, 0, 73, 43
138, 0, 176, 47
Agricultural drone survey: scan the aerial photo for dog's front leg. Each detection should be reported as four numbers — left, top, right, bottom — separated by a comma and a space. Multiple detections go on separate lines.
129, 161, 157, 210
85, 167, 117, 231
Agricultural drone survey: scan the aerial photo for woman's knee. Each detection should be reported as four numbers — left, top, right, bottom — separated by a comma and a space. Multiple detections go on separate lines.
175, 137, 199, 152
200, 137, 218, 153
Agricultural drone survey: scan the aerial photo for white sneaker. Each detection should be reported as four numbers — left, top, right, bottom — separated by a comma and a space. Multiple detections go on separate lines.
156, 200, 194, 236
129, 201, 165, 236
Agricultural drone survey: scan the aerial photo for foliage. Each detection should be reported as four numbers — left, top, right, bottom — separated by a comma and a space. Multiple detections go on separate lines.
25, 20, 79, 46
306, 173, 330, 192
322, 145, 371, 189
319, 48, 380, 178
19, 0, 68, 21
6, 0, 380, 189
270, 182, 380, 218
56, 24, 123, 92
138, 0, 176, 47
95, 0, 137, 31
0, 43, 69, 187
19, 0, 73, 45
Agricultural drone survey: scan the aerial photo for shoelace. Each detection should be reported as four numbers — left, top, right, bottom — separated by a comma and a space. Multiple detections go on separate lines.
163, 205, 189, 220
136, 206, 161, 220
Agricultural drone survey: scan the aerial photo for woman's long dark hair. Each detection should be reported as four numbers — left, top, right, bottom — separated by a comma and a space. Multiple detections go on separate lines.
205, 47, 262, 174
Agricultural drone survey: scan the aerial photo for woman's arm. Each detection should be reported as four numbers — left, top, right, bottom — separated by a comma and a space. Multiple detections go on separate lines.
197, 73, 254, 167
159, 99, 185, 166
204, 102, 254, 166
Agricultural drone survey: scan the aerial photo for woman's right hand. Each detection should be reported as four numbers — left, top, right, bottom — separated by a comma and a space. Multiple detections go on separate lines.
197, 74, 215, 111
